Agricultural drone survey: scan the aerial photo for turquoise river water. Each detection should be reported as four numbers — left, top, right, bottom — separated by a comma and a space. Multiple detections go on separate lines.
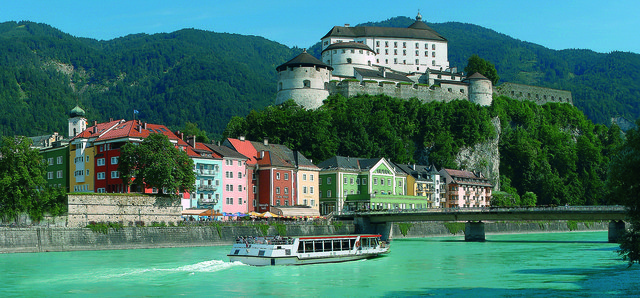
1, 231, 639, 297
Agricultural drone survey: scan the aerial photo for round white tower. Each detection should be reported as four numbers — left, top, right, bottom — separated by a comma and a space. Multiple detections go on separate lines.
275, 50, 333, 110
321, 42, 376, 77
68, 105, 87, 137
467, 73, 493, 106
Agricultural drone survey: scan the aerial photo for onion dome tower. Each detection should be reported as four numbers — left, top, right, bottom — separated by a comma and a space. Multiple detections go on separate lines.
68, 105, 87, 137
466, 73, 493, 106
275, 50, 333, 110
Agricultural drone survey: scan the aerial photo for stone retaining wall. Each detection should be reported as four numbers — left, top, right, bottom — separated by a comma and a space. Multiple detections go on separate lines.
0, 223, 355, 253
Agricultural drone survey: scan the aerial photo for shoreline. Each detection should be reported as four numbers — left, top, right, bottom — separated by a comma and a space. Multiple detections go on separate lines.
0, 220, 615, 254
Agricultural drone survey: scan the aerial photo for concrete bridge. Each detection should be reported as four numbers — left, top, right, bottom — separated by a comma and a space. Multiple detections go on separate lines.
335, 206, 628, 242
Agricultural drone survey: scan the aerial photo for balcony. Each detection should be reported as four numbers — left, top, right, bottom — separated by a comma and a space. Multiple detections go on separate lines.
198, 199, 218, 206
198, 185, 217, 191
196, 169, 217, 176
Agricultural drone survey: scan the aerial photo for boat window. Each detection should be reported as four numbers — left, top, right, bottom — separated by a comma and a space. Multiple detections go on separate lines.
285, 249, 291, 255
342, 239, 350, 250
314, 241, 323, 252
350, 239, 356, 249
234, 249, 240, 255
258, 250, 265, 256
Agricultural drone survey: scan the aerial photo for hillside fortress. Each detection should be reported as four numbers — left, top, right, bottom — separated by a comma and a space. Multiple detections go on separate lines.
275, 13, 573, 109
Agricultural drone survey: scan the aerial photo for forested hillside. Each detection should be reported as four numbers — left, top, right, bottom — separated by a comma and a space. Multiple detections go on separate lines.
0, 21, 298, 138
1, 18, 639, 139
310, 17, 640, 126
223, 95, 621, 206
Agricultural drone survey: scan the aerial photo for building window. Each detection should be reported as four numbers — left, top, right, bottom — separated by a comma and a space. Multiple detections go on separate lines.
238, 171, 242, 178
284, 173, 289, 180
47, 172, 53, 179
376, 41, 380, 47
284, 187, 289, 194
97, 158, 105, 166
303, 80, 311, 88
276, 200, 281, 206
374, 178, 378, 185
310, 186, 314, 194
319, 178, 322, 185
238, 185, 242, 191
327, 177, 332, 184
303, 174, 307, 181
57, 170, 63, 179
253, 186, 257, 193
403, 50, 406, 56
311, 199, 315, 206
253, 199, 257, 207
394, 42, 397, 48
350, 178, 354, 184
110, 156, 118, 165
363, 178, 367, 185
276, 187, 281, 194
56, 156, 63, 164
432, 44, 436, 50
327, 190, 331, 197
276, 173, 281, 180
98, 172, 105, 180
111, 171, 119, 178
48, 158, 54, 165
394, 49, 397, 55
347, 58, 352, 64
310, 174, 314, 181
303, 186, 308, 194
381, 179, 384, 186
388, 179, 391, 186
344, 178, 347, 184
238, 198, 242, 205
385, 41, 388, 47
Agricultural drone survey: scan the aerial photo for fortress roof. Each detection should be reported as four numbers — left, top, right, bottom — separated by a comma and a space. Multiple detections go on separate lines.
465, 72, 490, 80
322, 42, 375, 53
321, 13, 446, 42
276, 50, 333, 72
354, 67, 414, 83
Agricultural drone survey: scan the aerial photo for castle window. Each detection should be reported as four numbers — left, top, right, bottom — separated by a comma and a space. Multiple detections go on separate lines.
359, 50, 363, 54
415, 50, 419, 56
385, 49, 389, 55
376, 41, 380, 47
425, 51, 428, 57
425, 44, 428, 49
394, 49, 397, 55
385, 41, 388, 47
347, 58, 352, 64
394, 42, 397, 48
403, 42, 406, 48
415, 59, 419, 65
385, 59, 388, 64
376, 49, 380, 54
351, 49, 354, 53
460, 89, 465, 93
394, 58, 398, 64
376, 59, 379, 63
432, 52, 436, 57
403, 60, 406, 64
432, 44, 436, 50
415, 42, 419, 48
432, 60, 436, 66
403, 50, 406, 55
368, 61, 371, 66
303, 80, 311, 88
448, 88, 452, 92
543, 95, 547, 100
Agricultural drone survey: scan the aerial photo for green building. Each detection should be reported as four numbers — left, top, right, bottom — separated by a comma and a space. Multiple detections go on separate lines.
39, 142, 70, 191
317, 156, 408, 215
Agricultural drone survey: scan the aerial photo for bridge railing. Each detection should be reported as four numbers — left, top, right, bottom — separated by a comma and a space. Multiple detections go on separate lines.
336, 205, 627, 217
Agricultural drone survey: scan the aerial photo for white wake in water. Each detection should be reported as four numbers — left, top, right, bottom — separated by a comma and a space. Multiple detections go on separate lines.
104, 260, 245, 279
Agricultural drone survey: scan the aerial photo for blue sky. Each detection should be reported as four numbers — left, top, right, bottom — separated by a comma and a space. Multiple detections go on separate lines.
2, 0, 638, 54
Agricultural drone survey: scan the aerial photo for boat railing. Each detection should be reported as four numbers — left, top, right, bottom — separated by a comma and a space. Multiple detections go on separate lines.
235, 236, 295, 245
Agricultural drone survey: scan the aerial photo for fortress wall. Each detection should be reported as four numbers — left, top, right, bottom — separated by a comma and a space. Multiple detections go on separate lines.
329, 81, 468, 103
495, 82, 573, 105
67, 194, 182, 228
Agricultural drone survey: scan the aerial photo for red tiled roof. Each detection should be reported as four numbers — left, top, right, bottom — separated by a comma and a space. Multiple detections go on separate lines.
70, 119, 123, 141
94, 120, 180, 142
226, 138, 258, 164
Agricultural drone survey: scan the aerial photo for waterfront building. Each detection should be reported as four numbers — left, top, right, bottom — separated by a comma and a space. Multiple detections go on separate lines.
183, 137, 223, 212
71, 119, 188, 194
204, 143, 250, 215
223, 136, 259, 212
317, 156, 407, 214
439, 168, 493, 208
394, 163, 444, 208
223, 137, 319, 214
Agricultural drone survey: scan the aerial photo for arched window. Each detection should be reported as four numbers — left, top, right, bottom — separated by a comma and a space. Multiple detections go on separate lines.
303, 80, 311, 88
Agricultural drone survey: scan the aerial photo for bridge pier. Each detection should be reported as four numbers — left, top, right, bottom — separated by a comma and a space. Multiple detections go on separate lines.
465, 221, 485, 242
608, 220, 626, 243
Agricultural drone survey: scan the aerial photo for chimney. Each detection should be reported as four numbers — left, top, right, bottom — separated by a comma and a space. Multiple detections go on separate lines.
187, 135, 196, 147
380, 67, 386, 78
239, 136, 245, 141
94, 121, 97, 126
137, 125, 142, 133
143, 122, 147, 130
109, 118, 113, 122
93, 126, 97, 134
263, 137, 269, 146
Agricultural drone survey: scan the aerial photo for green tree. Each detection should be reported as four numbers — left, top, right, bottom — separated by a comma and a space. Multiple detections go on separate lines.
0, 136, 47, 222
118, 133, 195, 197
607, 120, 640, 266
520, 191, 537, 207
464, 54, 500, 85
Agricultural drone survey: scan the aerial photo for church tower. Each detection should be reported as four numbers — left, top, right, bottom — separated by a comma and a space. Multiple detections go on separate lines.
275, 50, 333, 110
68, 105, 87, 137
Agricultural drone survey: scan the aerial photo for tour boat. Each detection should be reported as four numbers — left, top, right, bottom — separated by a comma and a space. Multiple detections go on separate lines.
228, 234, 390, 266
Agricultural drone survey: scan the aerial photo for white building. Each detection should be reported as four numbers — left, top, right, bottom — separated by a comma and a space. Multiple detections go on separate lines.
320, 12, 449, 76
